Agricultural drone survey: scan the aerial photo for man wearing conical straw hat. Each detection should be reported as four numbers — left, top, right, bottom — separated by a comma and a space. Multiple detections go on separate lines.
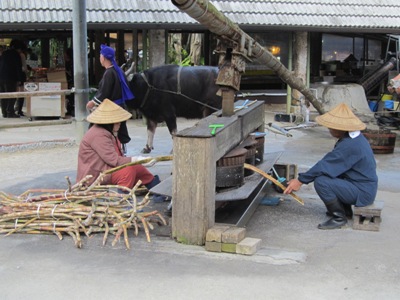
284, 103, 378, 230
77, 99, 165, 201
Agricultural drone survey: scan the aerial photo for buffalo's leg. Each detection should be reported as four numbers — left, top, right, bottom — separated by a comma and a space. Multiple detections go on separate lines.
164, 116, 178, 137
164, 116, 178, 154
142, 119, 157, 153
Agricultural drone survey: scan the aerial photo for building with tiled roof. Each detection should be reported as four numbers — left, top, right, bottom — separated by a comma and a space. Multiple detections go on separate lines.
1, 0, 399, 93
1, 0, 400, 33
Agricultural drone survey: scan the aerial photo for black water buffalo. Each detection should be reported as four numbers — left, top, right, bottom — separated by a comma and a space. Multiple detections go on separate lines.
126, 64, 222, 153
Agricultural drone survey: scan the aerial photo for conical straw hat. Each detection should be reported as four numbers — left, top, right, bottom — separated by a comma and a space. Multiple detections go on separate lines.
315, 103, 366, 131
86, 99, 132, 124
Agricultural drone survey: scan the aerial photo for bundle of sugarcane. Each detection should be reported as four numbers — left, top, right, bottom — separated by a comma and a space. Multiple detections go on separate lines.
0, 155, 174, 249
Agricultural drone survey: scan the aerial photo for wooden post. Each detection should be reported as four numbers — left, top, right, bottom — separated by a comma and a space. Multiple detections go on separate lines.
172, 136, 216, 245
221, 88, 235, 117
292, 32, 308, 108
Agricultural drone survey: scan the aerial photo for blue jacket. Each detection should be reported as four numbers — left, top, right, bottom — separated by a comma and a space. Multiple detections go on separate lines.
298, 133, 378, 206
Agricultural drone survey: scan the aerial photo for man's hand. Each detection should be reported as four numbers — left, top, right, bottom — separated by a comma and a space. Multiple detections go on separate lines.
283, 178, 303, 194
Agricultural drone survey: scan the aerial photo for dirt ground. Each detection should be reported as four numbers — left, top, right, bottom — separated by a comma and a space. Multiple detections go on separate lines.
1, 113, 400, 299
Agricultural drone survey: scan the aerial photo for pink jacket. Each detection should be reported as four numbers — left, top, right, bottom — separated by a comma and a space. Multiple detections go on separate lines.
76, 125, 131, 185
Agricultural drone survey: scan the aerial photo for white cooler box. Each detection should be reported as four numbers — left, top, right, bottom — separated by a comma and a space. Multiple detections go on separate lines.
24, 82, 66, 120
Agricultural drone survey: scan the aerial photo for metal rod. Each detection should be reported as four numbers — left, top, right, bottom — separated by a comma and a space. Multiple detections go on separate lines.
73, 0, 90, 143
0, 90, 72, 99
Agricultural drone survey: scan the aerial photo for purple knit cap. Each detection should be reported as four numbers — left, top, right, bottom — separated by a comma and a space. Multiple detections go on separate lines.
100, 44, 115, 61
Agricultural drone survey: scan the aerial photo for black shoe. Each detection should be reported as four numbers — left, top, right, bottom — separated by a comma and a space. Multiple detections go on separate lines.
17, 111, 24, 116
318, 199, 347, 230
7, 113, 20, 118
318, 215, 347, 229
164, 207, 172, 217
326, 202, 353, 219
145, 175, 161, 190
151, 194, 171, 203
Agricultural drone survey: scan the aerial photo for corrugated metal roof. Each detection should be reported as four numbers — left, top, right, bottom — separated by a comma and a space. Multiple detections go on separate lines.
1, 0, 400, 33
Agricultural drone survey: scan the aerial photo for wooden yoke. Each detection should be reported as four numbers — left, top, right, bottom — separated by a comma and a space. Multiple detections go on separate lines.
172, 100, 264, 245
214, 38, 248, 117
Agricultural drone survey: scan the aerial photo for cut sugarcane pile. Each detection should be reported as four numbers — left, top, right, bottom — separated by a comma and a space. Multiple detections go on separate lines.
0, 156, 174, 249
0, 178, 167, 250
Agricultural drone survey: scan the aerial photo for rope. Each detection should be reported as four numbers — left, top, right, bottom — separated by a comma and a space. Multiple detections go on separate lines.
51, 205, 58, 219
36, 204, 41, 219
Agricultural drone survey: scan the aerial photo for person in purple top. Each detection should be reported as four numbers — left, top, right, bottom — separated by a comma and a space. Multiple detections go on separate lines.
284, 103, 378, 230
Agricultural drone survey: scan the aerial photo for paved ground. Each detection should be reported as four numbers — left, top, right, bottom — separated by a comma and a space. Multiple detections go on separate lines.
0, 106, 399, 300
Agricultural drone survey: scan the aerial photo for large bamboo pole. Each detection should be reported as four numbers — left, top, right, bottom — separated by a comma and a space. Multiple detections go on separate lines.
171, 0, 325, 114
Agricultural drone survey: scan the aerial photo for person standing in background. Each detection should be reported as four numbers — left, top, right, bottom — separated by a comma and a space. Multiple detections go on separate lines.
15, 44, 28, 116
86, 44, 134, 152
0, 39, 25, 118
64, 47, 75, 117
27, 48, 38, 61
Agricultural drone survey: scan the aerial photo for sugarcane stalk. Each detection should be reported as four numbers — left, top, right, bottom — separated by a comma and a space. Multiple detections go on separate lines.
65, 176, 72, 192
133, 220, 139, 237
122, 224, 130, 250
244, 163, 304, 205
104, 156, 173, 175
103, 222, 109, 246
67, 231, 79, 248
140, 218, 151, 242
5, 217, 38, 236
112, 227, 124, 247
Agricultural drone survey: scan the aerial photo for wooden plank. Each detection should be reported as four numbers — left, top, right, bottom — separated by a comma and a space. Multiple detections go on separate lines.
235, 179, 269, 227
236, 101, 265, 139
176, 116, 241, 160
212, 100, 265, 140
176, 100, 264, 160
171, 136, 216, 245
150, 152, 282, 202
215, 152, 281, 201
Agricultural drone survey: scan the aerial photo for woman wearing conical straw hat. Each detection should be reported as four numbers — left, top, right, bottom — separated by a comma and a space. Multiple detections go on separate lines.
77, 99, 165, 200
284, 103, 378, 230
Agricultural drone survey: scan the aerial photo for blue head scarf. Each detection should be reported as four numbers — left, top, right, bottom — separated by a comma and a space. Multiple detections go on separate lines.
100, 44, 134, 105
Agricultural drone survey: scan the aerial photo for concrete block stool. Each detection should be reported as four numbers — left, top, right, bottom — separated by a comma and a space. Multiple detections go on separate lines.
353, 201, 384, 232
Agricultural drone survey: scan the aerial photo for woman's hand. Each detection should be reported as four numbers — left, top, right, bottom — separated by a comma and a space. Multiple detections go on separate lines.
86, 100, 97, 111
283, 178, 303, 194
131, 156, 156, 167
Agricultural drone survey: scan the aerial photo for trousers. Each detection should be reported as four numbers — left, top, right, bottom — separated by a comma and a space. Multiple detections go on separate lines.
314, 175, 361, 205
0, 80, 18, 116
110, 164, 153, 188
